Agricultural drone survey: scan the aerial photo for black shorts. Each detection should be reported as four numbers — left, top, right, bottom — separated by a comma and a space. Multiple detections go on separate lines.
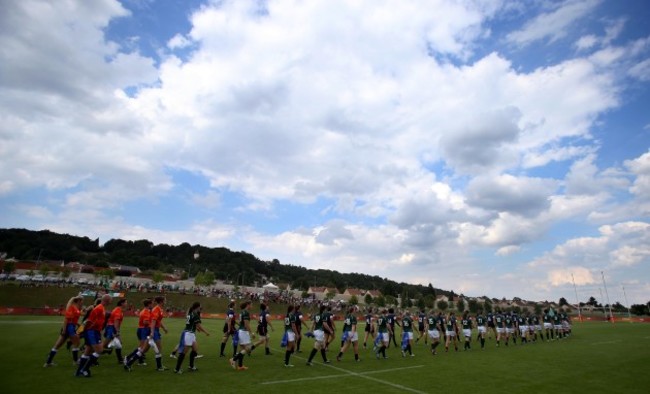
364, 325, 372, 333
257, 325, 267, 336
488, 321, 495, 328
418, 324, 425, 332
223, 323, 234, 334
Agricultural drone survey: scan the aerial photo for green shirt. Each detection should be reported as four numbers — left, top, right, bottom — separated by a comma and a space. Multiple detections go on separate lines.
313, 313, 323, 331
342, 314, 357, 332
184, 310, 201, 333
402, 316, 413, 333
239, 309, 250, 331
446, 317, 456, 332
461, 318, 472, 330
285, 313, 297, 332
377, 315, 388, 333
427, 315, 437, 329
476, 315, 486, 326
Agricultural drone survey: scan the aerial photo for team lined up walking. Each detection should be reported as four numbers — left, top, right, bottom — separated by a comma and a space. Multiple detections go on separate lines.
44, 295, 572, 377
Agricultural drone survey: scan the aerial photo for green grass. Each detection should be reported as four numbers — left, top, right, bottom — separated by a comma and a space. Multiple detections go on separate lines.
0, 316, 649, 394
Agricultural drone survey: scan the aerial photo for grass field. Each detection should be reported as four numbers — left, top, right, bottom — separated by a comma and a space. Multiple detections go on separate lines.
1, 315, 649, 394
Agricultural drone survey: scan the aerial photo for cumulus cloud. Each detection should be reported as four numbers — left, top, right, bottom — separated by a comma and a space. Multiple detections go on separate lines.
548, 266, 596, 286
465, 174, 557, 217
1, 0, 649, 305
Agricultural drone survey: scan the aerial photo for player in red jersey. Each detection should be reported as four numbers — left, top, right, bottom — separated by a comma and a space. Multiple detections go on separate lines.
75, 294, 112, 377
151, 296, 169, 371
124, 299, 153, 370
102, 298, 127, 364
44, 296, 84, 367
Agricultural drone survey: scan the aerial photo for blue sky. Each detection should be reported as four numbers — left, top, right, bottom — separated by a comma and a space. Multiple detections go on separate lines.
1, 0, 649, 305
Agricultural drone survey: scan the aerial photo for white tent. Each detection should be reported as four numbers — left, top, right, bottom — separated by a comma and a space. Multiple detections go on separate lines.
262, 282, 279, 292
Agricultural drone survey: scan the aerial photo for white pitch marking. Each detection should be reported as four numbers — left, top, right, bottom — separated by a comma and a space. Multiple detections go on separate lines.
268, 348, 427, 394
262, 365, 425, 385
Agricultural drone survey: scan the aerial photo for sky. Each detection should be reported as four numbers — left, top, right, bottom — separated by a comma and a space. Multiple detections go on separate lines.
1, 0, 649, 306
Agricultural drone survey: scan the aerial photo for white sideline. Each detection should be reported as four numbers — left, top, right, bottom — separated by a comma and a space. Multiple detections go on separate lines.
266, 348, 427, 394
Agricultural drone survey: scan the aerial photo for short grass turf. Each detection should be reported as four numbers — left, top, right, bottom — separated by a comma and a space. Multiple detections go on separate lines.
0, 316, 649, 394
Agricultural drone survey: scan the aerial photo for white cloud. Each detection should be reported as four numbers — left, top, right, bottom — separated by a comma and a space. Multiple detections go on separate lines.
1, 0, 649, 305
548, 266, 596, 286
465, 174, 557, 217
506, 0, 602, 47
625, 151, 650, 200
575, 34, 599, 51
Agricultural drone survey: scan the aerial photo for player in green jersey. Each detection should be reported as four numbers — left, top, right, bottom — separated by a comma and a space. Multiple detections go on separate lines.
173, 302, 209, 374
444, 312, 459, 352
426, 310, 441, 355
543, 309, 553, 341
229, 301, 254, 371
400, 310, 415, 357
495, 309, 505, 347
323, 306, 336, 351
460, 311, 472, 350
336, 306, 360, 362
375, 309, 392, 359
283, 305, 298, 367
306, 305, 331, 365
552, 311, 562, 339
475, 310, 487, 349
504, 313, 514, 346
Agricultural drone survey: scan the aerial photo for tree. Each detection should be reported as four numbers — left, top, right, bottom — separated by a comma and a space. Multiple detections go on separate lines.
559, 297, 568, 307
152, 272, 165, 285
385, 295, 397, 306
364, 294, 373, 305
456, 298, 465, 312
424, 294, 435, 309
483, 301, 493, 313
427, 283, 436, 297
417, 297, 426, 310
326, 289, 337, 301
2, 261, 15, 274
437, 300, 449, 312
376, 295, 386, 307
194, 271, 215, 287
630, 304, 649, 316
38, 264, 50, 278
468, 299, 479, 314
400, 290, 409, 308
534, 303, 542, 315
349, 295, 359, 306
61, 267, 71, 280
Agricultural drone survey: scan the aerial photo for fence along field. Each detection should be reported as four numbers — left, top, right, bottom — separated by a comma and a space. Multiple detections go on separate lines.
0, 315, 649, 394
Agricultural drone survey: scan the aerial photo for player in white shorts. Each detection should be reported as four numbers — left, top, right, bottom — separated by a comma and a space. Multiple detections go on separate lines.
306, 305, 331, 365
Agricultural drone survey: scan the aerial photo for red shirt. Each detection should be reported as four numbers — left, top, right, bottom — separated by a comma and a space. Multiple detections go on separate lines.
107, 306, 123, 327
138, 308, 151, 329
151, 305, 164, 328
85, 304, 106, 331
64, 304, 81, 325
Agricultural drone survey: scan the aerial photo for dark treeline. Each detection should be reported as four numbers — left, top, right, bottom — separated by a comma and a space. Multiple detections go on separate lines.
0, 228, 453, 299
